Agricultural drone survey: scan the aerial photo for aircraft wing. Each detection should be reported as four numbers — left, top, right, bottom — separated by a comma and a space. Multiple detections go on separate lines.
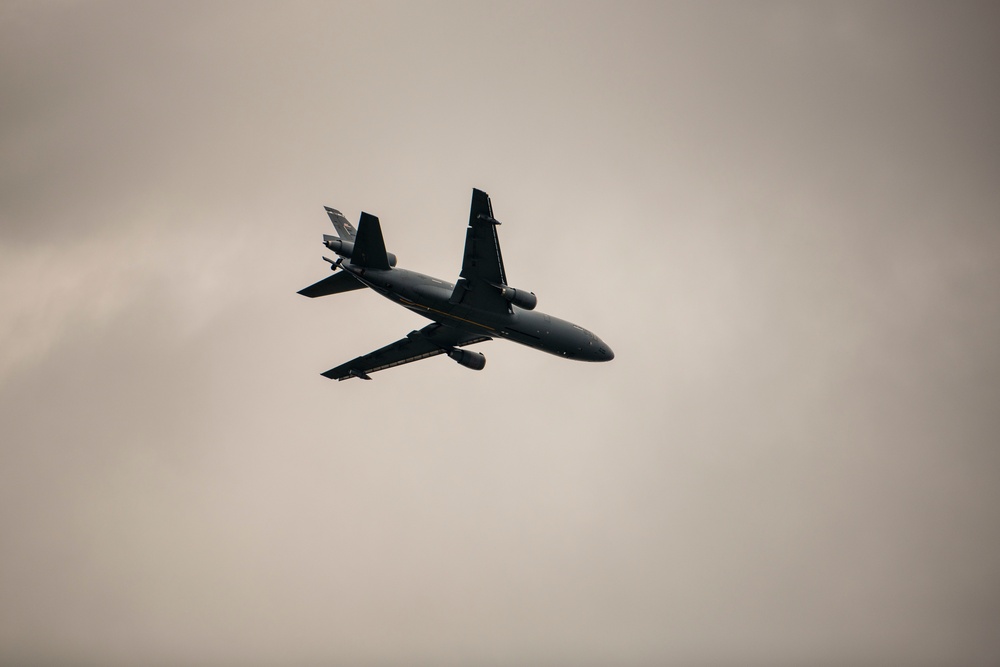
321, 323, 490, 380
449, 189, 511, 314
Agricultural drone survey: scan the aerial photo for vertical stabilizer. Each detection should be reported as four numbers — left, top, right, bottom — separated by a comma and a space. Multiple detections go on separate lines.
325, 207, 357, 239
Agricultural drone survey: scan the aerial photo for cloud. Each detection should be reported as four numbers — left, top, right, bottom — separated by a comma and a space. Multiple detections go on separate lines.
2, 3, 999, 665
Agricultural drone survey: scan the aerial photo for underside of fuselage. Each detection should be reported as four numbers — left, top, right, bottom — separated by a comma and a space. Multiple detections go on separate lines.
345, 264, 612, 362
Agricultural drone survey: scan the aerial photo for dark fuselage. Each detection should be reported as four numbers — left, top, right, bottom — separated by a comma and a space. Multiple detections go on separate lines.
343, 263, 614, 362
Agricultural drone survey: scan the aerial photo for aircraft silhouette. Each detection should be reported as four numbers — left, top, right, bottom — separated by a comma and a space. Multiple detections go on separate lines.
299, 189, 614, 380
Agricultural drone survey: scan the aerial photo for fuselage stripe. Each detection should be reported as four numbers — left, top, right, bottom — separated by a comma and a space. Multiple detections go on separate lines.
397, 296, 497, 333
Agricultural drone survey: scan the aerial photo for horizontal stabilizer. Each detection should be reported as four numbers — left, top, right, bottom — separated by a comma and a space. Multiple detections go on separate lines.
297, 271, 366, 298
350, 212, 392, 270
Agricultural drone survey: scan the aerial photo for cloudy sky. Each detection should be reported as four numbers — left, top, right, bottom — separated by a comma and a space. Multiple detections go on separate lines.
2, 2, 999, 665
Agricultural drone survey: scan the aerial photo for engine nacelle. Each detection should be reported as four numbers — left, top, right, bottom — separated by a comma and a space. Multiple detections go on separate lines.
499, 286, 537, 310
324, 235, 397, 267
448, 349, 486, 371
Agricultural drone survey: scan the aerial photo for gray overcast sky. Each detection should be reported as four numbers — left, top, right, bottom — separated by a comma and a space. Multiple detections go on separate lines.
2, 2, 999, 665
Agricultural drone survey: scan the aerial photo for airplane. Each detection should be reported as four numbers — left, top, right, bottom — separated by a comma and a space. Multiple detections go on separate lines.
298, 188, 614, 380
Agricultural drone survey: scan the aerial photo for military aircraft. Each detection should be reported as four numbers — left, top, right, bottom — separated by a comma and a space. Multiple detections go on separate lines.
298, 188, 614, 380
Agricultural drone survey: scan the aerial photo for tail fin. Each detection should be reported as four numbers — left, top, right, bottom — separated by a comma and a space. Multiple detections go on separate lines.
325, 207, 357, 240
350, 212, 392, 270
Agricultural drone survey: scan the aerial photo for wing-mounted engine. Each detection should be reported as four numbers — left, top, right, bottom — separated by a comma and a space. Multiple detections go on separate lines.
448, 348, 486, 371
499, 285, 537, 311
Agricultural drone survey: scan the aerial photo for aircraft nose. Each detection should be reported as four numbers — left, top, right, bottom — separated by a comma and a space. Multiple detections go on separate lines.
593, 339, 613, 361
579, 330, 614, 362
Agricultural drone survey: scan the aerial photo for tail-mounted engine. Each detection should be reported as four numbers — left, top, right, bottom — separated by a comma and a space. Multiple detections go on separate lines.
324, 235, 397, 267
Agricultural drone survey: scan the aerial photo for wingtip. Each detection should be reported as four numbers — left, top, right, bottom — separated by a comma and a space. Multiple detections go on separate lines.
319, 368, 371, 381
